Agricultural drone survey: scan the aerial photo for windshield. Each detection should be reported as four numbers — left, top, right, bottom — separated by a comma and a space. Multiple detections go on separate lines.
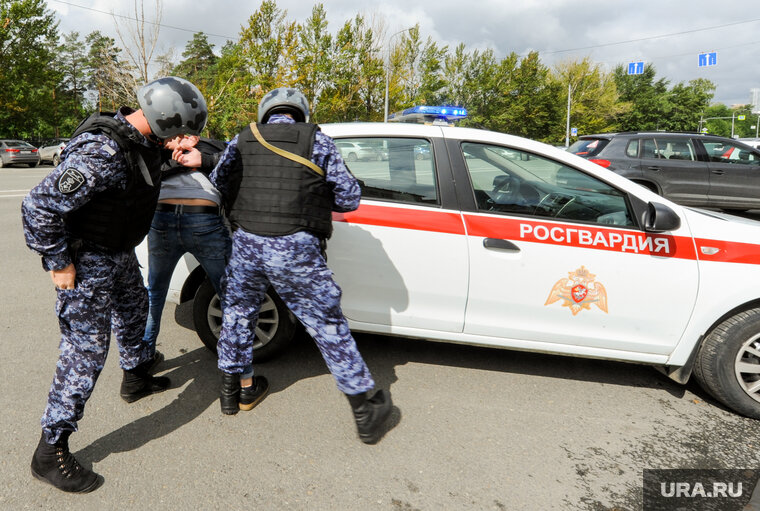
568, 138, 609, 157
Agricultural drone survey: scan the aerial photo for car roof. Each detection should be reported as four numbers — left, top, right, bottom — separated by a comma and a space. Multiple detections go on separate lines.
579, 131, 736, 141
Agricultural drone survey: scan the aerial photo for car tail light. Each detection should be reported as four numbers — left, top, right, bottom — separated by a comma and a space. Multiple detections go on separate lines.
5, 148, 19, 153
589, 159, 611, 168
31, 148, 38, 153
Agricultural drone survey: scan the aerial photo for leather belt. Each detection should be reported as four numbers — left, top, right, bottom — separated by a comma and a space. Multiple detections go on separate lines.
156, 203, 220, 215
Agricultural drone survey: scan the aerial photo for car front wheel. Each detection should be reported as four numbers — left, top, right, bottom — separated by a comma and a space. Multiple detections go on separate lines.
693, 307, 760, 419
192, 277, 298, 362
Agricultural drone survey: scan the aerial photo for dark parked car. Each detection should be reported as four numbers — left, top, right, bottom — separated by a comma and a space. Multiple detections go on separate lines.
0, 139, 40, 168
38, 138, 70, 166
568, 132, 760, 211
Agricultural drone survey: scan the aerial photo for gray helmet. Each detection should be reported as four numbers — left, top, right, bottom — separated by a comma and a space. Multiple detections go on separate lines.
136, 76, 208, 139
258, 87, 310, 123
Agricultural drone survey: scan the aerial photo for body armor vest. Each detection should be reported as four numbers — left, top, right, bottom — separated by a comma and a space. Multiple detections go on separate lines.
64, 111, 163, 251
229, 123, 334, 238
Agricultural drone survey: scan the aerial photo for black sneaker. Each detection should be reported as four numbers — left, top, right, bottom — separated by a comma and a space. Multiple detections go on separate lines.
31, 432, 102, 493
239, 376, 269, 411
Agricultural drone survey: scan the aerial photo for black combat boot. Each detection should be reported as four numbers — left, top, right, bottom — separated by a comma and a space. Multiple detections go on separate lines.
120, 358, 170, 403
31, 431, 102, 493
220, 372, 241, 415
146, 350, 164, 373
346, 389, 392, 444
239, 375, 270, 411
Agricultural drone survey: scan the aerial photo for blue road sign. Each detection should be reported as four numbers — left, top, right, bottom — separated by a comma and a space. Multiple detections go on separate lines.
571, 127, 578, 136
698, 52, 717, 67
627, 61, 644, 75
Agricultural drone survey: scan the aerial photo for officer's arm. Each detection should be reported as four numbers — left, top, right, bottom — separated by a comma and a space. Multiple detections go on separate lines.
21, 139, 125, 272
208, 135, 241, 200
313, 132, 361, 213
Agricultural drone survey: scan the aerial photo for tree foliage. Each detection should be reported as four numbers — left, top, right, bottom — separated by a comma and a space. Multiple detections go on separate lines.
0, 0, 735, 143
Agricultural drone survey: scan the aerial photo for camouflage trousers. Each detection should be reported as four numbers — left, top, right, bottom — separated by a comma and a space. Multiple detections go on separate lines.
41, 247, 150, 443
217, 230, 374, 394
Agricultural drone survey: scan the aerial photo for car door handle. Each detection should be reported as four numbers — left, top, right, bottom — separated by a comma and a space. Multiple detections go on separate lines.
711, 169, 725, 175
483, 238, 520, 252
647, 166, 661, 171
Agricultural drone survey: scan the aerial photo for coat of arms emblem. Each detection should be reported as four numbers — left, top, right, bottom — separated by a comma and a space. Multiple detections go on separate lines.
545, 266, 608, 316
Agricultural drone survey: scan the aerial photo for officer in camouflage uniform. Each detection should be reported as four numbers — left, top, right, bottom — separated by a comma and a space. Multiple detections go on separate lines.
21, 76, 208, 493
196, 87, 393, 444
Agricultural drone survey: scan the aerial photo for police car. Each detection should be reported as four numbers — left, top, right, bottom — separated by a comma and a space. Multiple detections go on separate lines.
137, 106, 760, 420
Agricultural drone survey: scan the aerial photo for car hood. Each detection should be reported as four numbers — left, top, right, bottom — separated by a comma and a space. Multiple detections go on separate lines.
682, 207, 760, 244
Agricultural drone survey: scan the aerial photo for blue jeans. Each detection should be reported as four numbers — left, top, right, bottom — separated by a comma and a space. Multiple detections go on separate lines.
143, 211, 231, 352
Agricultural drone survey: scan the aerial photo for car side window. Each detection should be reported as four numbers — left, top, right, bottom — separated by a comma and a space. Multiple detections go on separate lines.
463, 142, 634, 227
625, 140, 639, 157
336, 137, 438, 205
702, 140, 760, 165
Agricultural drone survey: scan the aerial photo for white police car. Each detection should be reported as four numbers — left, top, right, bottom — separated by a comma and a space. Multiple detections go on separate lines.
137, 106, 760, 420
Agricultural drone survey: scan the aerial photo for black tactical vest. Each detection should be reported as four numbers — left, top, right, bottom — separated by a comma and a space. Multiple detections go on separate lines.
64, 111, 163, 251
229, 123, 334, 238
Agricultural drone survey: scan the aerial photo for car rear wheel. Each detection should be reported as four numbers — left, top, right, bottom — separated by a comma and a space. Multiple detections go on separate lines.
28, 162, 38, 168
53, 154, 61, 166
693, 307, 760, 419
192, 277, 297, 362
347, 152, 358, 162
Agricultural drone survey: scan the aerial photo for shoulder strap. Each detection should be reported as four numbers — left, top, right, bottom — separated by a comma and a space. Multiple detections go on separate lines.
249, 122, 324, 177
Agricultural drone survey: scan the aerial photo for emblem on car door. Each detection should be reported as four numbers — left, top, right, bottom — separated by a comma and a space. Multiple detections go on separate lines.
545, 266, 608, 316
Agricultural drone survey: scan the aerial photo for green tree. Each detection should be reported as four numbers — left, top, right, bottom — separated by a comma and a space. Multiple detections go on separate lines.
552, 57, 627, 142
613, 63, 668, 131
0, 0, 58, 139
293, 4, 332, 118
85, 30, 136, 113
661, 78, 715, 132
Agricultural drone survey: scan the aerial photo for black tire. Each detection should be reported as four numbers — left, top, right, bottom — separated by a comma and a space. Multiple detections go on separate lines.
28, 161, 38, 168
53, 154, 61, 166
347, 152, 358, 162
693, 307, 760, 419
192, 277, 297, 362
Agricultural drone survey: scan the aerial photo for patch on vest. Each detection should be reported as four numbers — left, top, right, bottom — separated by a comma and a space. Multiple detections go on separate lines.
56, 167, 86, 194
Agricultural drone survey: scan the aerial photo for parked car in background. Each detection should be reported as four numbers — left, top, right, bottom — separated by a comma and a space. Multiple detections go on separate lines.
568, 132, 760, 211
138, 119, 760, 421
38, 138, 69, 166
0, 140, 39, 168
336, 140, 383, 162
738, 138, 760, 150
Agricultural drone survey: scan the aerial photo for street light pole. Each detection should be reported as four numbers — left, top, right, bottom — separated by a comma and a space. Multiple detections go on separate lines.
565, 83, 571, 148
384, 27, 412, 122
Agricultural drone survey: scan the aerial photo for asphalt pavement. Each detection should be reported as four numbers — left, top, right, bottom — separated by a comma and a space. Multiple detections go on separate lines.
2, 166, 760, 511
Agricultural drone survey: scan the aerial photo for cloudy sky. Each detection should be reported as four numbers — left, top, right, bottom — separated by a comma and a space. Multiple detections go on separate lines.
49, 0, 760, 107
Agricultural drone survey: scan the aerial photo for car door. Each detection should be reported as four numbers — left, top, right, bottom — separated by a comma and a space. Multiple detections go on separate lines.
634, 136, 710, 206
327, 135, 469, 332
697, 137, 760, 209
450, 141, 699, 356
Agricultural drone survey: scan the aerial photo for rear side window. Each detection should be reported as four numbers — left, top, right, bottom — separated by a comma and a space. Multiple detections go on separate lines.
568, 138, 609, 157
336, 137, 438, 205
641, 138, 696, 161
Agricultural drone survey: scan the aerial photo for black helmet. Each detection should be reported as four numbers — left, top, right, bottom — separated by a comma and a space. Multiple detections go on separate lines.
258, 87, 310, 123
137, 76, 208, 139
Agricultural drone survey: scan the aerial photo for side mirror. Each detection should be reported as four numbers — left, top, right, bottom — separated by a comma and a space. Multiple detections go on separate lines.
643, 202, 681, 233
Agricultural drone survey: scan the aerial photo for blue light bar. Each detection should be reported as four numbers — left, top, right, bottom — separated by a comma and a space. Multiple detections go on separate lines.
399, 105, 468, 119
388, 105, 468, 124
